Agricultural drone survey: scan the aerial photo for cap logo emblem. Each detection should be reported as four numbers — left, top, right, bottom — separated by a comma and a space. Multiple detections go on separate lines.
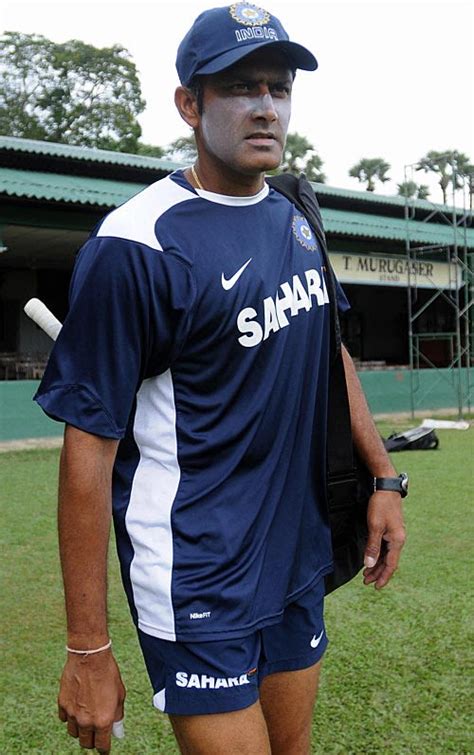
293, 215, 318, 251
230, 2, 270, 26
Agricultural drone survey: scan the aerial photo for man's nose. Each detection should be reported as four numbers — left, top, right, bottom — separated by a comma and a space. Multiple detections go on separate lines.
252, 92, 278, 121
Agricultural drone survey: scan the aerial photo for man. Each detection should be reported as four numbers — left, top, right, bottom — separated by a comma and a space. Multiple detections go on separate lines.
35, 4, 406, 753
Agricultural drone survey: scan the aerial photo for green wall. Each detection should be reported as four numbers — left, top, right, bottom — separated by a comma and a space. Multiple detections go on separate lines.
358, 368, 473, 415
1, 371, 473, 442
0, 381, 62, 441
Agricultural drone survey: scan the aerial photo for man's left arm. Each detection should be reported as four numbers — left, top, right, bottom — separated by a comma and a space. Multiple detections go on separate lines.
342, 345, 406, 589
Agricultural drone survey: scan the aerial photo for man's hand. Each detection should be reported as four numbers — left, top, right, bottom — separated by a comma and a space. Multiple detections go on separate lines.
363, 491, 406, 589
58, 649, 125, 753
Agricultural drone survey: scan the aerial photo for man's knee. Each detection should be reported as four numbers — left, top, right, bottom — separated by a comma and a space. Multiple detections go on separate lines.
169, 701, 271, 755
259, 662, 323, 755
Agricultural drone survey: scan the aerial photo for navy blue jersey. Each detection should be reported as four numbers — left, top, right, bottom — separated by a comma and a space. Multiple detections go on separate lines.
35, 171, 349, 642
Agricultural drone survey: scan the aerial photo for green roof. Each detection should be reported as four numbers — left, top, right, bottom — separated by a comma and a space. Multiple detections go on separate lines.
0, 167, 145, 207
311, 180, 463, 214
322, 207, 474, 248
2, 166, 473, 249
0, 136, 468, 215
0, 135, 182, 172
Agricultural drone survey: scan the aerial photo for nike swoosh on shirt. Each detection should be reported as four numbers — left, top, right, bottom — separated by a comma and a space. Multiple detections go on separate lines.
310, 630, 324, 649
221, 258, 253, 290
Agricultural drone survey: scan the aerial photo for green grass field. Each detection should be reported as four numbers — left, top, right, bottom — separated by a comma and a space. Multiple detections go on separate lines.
1, 422, 473, 754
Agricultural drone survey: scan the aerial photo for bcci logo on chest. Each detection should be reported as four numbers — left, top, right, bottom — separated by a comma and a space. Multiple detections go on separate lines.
292, 215, 318, 251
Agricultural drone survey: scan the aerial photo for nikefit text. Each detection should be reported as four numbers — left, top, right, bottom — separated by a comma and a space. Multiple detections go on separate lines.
237, 268, 329, 347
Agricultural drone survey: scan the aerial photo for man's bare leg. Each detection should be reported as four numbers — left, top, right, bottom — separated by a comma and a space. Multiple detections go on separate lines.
170, 700, 271, 755
259, 661, 323, 755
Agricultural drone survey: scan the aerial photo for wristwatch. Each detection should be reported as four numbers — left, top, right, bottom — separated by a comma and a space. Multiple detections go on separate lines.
374, 473, 409, 498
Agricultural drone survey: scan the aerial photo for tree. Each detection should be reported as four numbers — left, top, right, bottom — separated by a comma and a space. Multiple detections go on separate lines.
457, 162, 474, 211
397, 181, 430, 200
136, 143, 165, 158
162, 135, 198, 163
416, 150, 472, 205
280, 132, 326, 182
0, 31, 146, 152
349, 158, 391, 192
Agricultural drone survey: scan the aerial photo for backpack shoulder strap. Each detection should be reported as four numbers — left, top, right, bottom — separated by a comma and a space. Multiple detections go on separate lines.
267, 173, 326, 246
267, 173, 341, 356
267, 173, 354, 476
268, 175, 372, 596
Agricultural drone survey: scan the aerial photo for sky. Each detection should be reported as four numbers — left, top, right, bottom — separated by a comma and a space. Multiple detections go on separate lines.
1, 0, 473, 201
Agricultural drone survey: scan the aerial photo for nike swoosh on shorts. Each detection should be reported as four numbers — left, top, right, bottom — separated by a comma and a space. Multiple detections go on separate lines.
310, 630, 324, 649
221, 258, 253, 290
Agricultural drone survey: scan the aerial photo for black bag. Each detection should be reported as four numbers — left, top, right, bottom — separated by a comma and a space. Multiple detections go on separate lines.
384, 426, 439, 452
267, 173, 371, 594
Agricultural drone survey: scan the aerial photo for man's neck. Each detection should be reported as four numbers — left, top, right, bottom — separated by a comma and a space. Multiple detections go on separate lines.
187, 161, 266, 197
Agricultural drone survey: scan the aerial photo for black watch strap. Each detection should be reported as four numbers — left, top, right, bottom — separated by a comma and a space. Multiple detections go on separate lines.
374, 473, 409, 498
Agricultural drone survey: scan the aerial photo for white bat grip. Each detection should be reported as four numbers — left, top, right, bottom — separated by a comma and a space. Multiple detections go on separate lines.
112, 719, 125, 739
24, 298, 62, 341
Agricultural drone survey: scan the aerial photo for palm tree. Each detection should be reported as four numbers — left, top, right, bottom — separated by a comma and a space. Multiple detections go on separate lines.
281, 133, 312, 173
349, 158, 390, 192
303, 153, 326, 183
397, 181, 430, 200
416, 150, 472, 205
458, 163, 474, 211
280, 132, 326, 182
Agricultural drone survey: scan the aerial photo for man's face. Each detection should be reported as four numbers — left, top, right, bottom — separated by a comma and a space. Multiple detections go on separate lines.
196, 48, 293, 177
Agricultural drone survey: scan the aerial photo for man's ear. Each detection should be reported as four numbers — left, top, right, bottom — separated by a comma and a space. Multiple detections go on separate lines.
174, 86, 200, 129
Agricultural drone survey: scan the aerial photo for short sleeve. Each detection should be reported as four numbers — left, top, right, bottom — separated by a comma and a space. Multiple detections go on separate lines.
34, 237, 196, 438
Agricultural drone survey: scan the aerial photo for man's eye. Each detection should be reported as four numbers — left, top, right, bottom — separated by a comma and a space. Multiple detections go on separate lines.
272, 84, 291, 97
230, 82, 251, 92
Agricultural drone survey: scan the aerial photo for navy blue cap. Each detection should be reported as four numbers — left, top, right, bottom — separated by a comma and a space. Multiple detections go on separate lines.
176, 3, 318, 86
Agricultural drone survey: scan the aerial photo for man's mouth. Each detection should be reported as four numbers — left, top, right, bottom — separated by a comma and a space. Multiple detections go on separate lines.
245, 132, 277, 147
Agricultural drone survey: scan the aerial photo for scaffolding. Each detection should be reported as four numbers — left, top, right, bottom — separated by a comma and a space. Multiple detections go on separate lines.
404, 157, 473, 419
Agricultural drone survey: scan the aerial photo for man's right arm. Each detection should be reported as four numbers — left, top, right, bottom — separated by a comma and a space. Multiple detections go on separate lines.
57, 425, 125, 753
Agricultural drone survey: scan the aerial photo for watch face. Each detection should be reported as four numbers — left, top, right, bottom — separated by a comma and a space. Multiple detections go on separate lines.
400, 474, 409, 493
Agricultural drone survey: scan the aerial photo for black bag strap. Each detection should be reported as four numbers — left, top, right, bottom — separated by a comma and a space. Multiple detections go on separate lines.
267, 173, 341, 358
267, 173, 355, 477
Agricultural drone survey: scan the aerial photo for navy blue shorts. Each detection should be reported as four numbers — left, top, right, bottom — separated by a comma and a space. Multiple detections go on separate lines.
137, 577, 328, 716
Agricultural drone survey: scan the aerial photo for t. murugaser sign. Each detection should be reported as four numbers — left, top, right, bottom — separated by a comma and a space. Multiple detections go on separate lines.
329, 253, 462, 290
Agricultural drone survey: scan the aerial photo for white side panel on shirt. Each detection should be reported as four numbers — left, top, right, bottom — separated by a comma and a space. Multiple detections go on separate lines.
126, 370, 180, 641
96, 175, 198, 250
153, 689, 167, 712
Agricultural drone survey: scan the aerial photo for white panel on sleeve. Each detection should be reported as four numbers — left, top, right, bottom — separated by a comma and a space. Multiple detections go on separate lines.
97, 175, 198, 250
126, 370, 180, 641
